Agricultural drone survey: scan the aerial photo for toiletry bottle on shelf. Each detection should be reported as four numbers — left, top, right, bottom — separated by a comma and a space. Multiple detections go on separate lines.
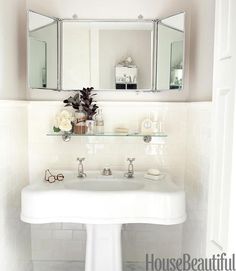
159, 121, 164, 134
86, 119, 96, 134
141, 113, 154, 135
74, 106, 87, 134
152, 112, 160, 134
95, 109, 104, 134
75, 106, 86, 122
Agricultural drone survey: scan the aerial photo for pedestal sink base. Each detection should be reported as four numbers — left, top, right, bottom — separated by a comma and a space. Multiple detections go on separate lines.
85, 224, 122, 271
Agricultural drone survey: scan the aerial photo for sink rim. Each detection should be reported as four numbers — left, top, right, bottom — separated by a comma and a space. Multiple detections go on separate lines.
21, 171, 187, 225
65, 179, 144, 191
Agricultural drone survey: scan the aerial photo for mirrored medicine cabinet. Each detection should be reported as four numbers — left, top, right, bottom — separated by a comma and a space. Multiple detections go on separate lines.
28, 10, 185, 92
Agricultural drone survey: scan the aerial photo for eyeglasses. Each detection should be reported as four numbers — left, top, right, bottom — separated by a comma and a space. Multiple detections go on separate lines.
44, 169, 64, 183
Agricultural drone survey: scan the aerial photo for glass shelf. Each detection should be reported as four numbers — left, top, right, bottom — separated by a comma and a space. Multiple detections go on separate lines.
47, 132, 167, 137
47, 132, 168, 143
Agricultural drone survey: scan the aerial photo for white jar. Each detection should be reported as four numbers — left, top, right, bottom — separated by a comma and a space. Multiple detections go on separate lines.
95, 109, 104, 134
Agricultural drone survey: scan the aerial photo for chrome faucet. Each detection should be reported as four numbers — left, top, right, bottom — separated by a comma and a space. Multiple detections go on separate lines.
124, 158, 135, 178
77, 157, 87, 178
102, 167, 112, 176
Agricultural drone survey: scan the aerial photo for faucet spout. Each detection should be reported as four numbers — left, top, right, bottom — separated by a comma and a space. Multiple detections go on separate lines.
124, 158, 135, 178
77, 157, 87, 178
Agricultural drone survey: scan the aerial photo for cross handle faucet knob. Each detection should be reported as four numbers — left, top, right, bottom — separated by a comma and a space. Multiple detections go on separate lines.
77, 157, 86, 178
124, 158, 135, 178
127, 158, 135, 163
77, 157, 85, 162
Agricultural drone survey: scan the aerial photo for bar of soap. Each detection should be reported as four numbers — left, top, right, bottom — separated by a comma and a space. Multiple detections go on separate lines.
147, 168, 161, 176
115, 127, 129, 134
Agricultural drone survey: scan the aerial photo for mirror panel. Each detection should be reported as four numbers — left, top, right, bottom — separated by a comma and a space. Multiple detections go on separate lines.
27, 11, 185, 92
28, 11, 58, 89
157, 13, 185, 90
61, 21, 154, 91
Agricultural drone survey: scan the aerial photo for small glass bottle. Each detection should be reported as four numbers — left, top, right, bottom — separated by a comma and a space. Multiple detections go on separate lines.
95, 109, 104, 134
152, 112, 160, 134
86, 119, 96, 134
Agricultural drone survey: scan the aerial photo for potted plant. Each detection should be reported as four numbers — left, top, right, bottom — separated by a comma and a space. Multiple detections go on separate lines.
63, 92, 85, 134
80, 87, 99, 134
63, 92, 81, 110
63, 88, 99, 134
80, 87, 98, 120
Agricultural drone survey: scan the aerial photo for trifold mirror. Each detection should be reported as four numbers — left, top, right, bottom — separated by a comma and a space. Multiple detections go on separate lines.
28, 11, 185, 92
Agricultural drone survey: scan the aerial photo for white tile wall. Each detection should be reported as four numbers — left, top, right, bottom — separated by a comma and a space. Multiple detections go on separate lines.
0, 101, 32, 271
28, 101, 188, 269
28, 101, 187, 184
183, 102, 212, 257
26, 101, 211, 270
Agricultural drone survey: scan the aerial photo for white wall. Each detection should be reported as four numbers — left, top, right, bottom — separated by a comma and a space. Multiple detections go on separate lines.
0, 1, 32, 270
0, 0, 27, 100
183, 102, 212, 256
27, 0, 215, 102
28, 102, 187, 185
28, 101, 187, 270
0, 101, 32, 271
188, 0, 215, 102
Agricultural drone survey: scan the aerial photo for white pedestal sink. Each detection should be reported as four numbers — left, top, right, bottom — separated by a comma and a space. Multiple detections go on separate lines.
21, 171, 186, 271
86, 224, 122, 271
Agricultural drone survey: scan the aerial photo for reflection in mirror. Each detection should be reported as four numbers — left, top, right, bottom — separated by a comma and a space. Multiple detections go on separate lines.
157, 13, 185, 90
61, 21, 154, 91
28, 11, 58, 89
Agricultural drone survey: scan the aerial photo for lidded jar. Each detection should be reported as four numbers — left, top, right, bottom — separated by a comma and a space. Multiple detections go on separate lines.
74, 106, 87, 134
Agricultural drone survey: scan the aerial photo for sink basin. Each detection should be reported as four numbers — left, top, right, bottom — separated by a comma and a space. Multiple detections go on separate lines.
21, 171, 186, 224
65, 180, 144, 191
21, 171, 186, 271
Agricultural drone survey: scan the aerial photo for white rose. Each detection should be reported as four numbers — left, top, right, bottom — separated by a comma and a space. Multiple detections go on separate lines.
70, 115, 75, 122
59, 118, 72, 132
60, 110, 73, 120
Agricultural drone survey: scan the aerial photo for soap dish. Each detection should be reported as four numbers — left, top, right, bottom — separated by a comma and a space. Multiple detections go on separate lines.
144, 173, 165, 181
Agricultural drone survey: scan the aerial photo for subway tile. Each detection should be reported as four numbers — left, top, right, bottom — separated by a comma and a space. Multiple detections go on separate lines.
31, 223, 62, 230
52, 230, 73, 240
62, 223, 84, 230
72, 230, 86, 241
31, 229, 52, 240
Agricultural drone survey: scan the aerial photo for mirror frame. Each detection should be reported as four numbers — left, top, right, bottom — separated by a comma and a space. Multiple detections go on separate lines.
27, 11, 186, 93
